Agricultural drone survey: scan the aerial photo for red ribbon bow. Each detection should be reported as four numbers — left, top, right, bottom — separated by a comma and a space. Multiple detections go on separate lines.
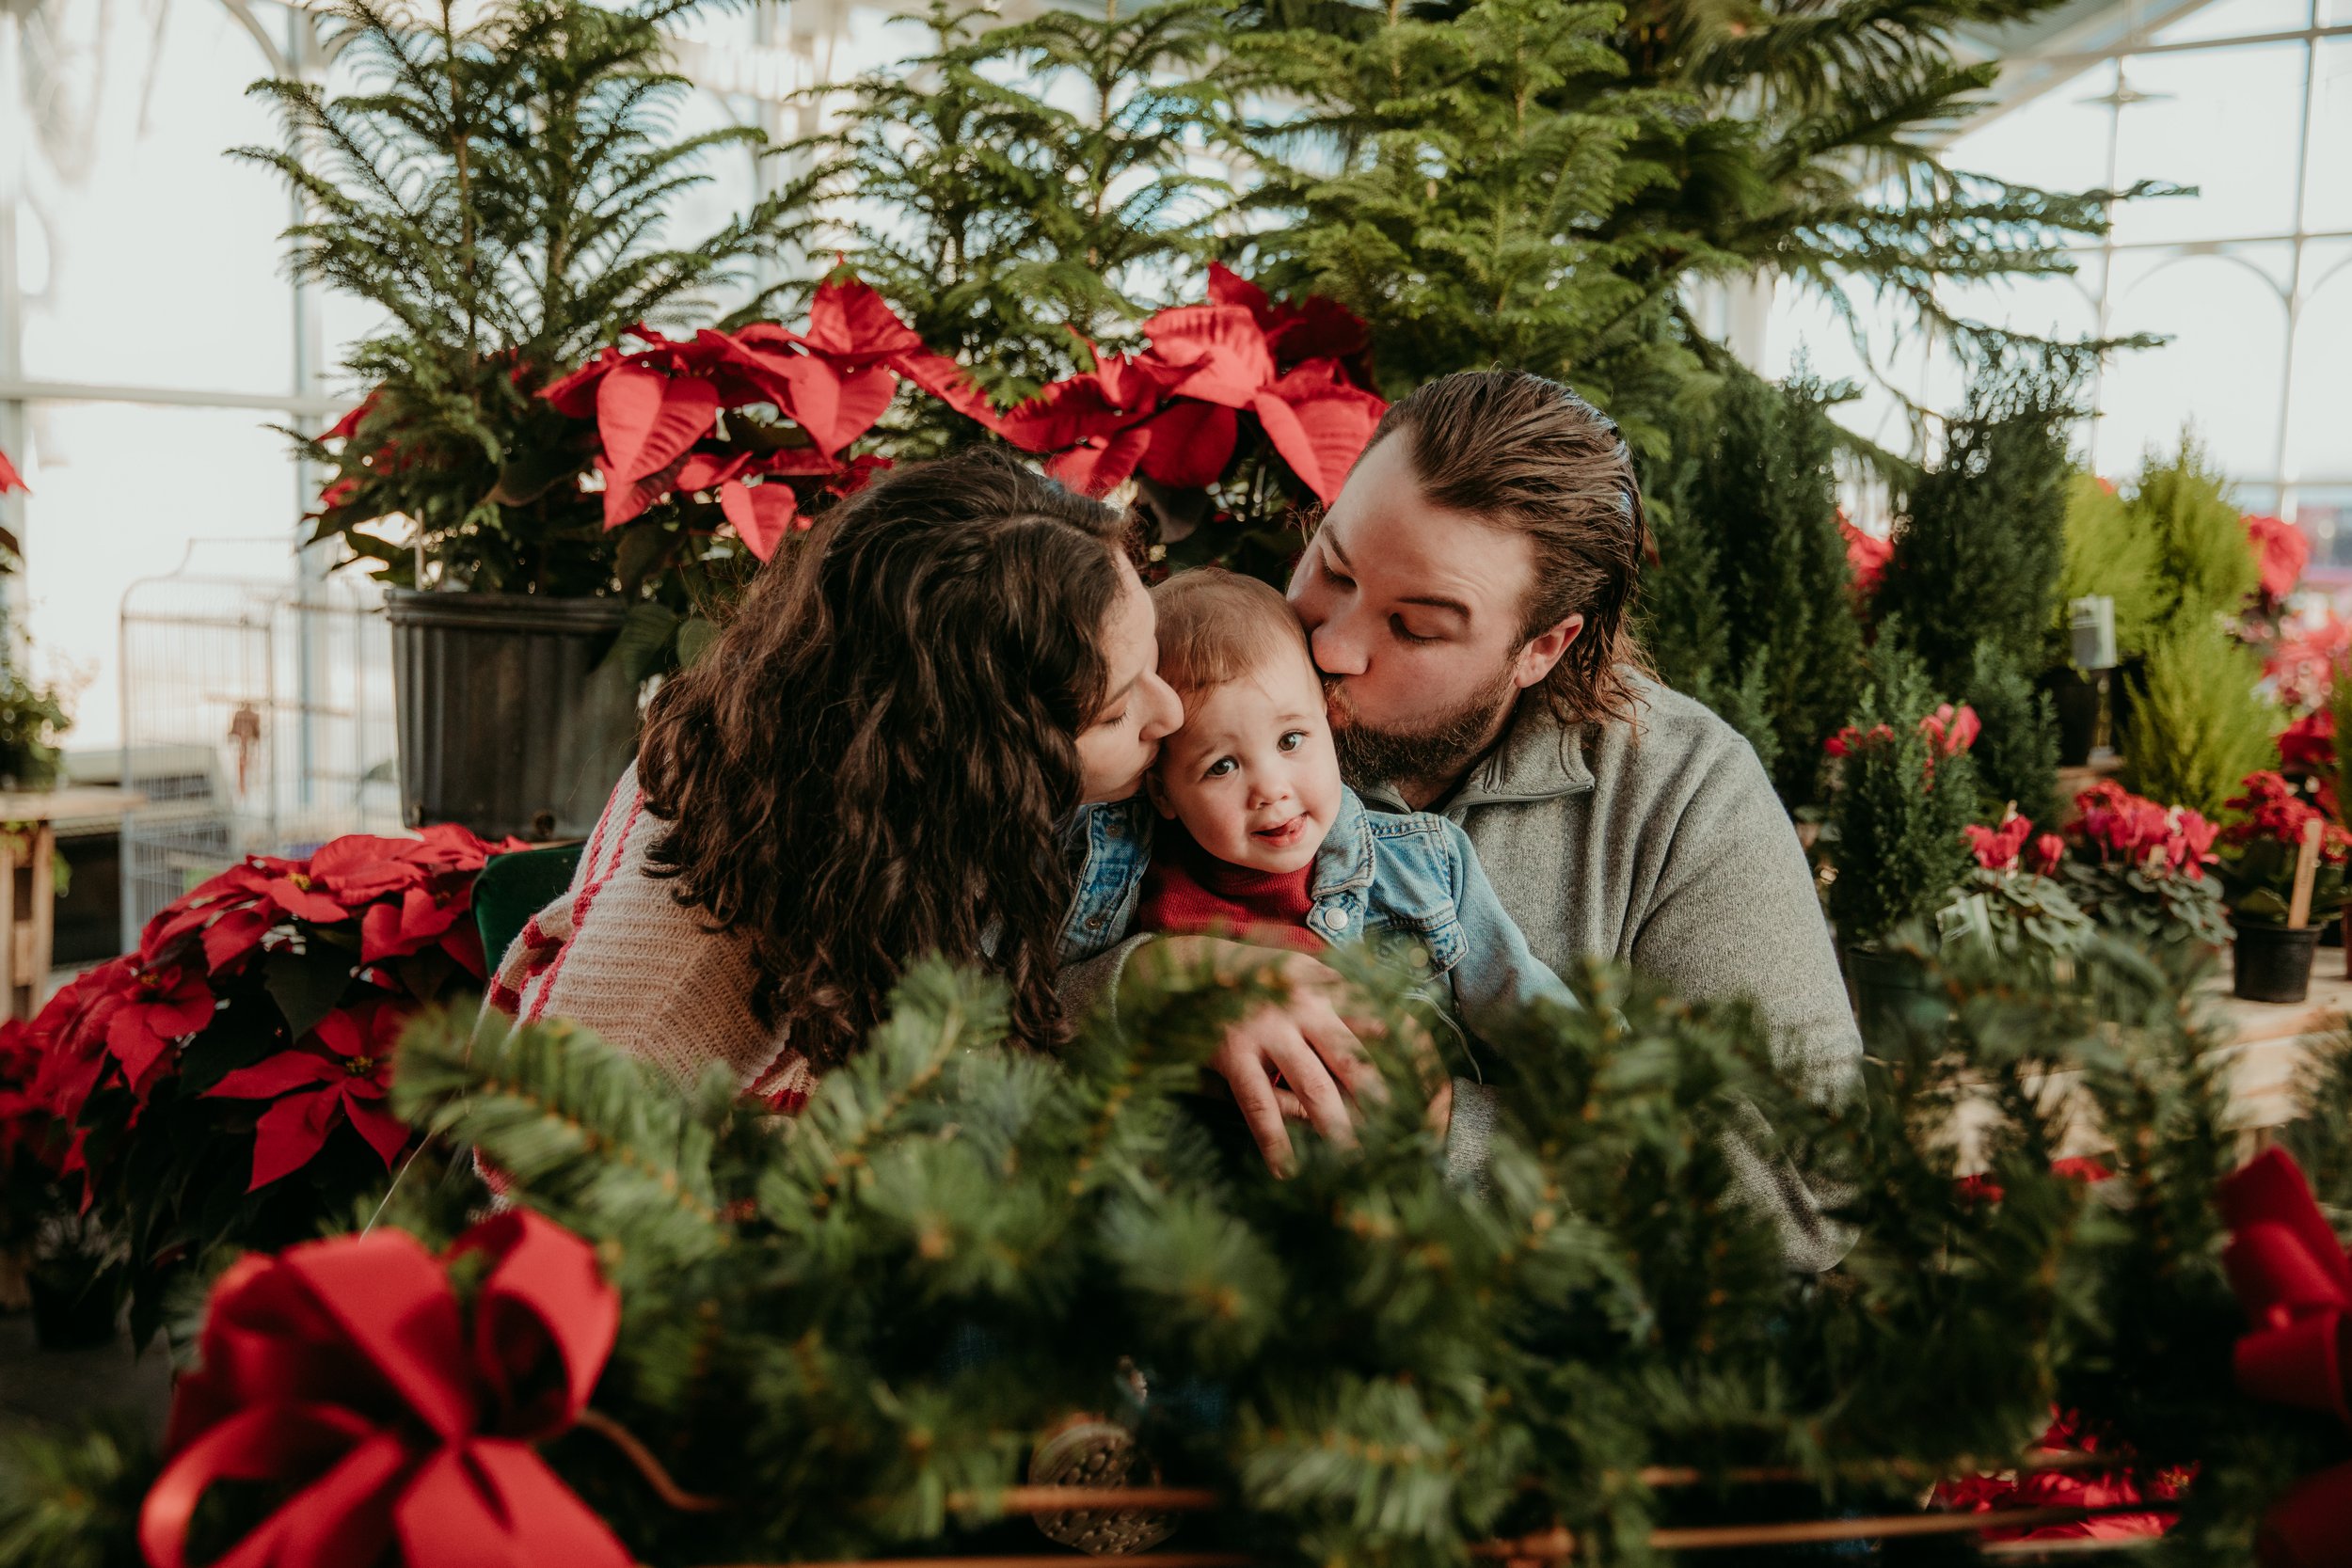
139, 1210, 630, 1568
2219, 1146, 2352, 1567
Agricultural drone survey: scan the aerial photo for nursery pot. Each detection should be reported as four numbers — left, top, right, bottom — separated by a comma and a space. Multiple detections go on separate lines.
385, 591, 644, 842
2232, 923, 2321, 1005
26, 1266, 119, 1352
1844, 945, 1946, 1045
2040, 668, 2099, 768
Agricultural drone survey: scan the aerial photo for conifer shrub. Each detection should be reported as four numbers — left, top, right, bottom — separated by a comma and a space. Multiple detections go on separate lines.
2121, 626, 2280, 821
1826, 638, 1980, 949
2053, 472, 2163, 661
1964, 641, 2060, 829
2136, 439, 2261, 637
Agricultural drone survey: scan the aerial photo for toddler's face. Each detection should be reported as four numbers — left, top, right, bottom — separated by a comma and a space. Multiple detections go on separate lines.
1150, 647, 1343, 875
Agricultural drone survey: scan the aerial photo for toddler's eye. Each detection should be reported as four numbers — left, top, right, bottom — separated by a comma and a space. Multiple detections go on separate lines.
1279, 730, 1307, 752
1205, 757, 1237, 778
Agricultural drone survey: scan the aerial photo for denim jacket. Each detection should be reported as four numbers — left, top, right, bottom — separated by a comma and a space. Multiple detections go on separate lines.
1059, 785, 1577, 1038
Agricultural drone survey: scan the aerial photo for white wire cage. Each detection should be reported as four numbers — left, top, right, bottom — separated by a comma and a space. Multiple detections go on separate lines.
117, 542, 401, 948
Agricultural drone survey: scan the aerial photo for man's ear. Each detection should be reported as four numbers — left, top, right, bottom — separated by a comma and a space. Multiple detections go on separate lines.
1511, 612, 1584, 690
1144, 770, 1178, 820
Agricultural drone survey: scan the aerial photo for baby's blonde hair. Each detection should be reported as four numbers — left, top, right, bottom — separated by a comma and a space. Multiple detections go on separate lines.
1150, 569, 1314, 706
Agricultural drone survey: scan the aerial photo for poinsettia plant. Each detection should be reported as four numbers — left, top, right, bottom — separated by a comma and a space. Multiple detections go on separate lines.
18, 823, 521, 1336
2217, 769, 2351, 929
995, 263, 1389, 581
2058, 781, 2230, 958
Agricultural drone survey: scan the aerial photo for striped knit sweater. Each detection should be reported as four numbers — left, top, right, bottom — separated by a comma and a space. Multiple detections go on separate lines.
487, 764, 817, 1112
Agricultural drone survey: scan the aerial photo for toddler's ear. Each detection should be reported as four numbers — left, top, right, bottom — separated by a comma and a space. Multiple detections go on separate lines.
1144, 771, 1177, 820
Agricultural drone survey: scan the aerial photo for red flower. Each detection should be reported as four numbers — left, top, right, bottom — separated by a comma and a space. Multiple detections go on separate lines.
1838, 515, 1890, 598
998, 274, 1387, 507
0, 444, 25, 495
2280, 709, 2337, 772
104, 965, 214, 1094
542, 272, 996, 559
1965, 815, 2035, 873
1206, 261, 1373, 373
206, 1002, 410, 1189
1919, 703, 1979, 756
2266, 610, 2349, 708
2247, 513, 2309, 603
2225, 770, 2352, 864
1823, 721, 1893, 758
2031, 832, 2067, 878
2072, 782, 2219, 879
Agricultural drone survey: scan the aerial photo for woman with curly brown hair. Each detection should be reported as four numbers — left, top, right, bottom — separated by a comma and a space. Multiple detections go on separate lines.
486, 448, 1183, 1104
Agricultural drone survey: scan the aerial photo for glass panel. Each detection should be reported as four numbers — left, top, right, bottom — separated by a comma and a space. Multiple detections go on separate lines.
2296, 486, 2352, 573
2097, 251, 2290, 478
1947, 64, 2118, 194
2308, 40, 2352, 232
2287, 249, 2352, 480
16, 0, 296, 397
2110, 41, 2310, 246
2325, 0, 2352, 27
666, 89, 770, 323
2155, 0, 2312, 44
16, 403, 303, 751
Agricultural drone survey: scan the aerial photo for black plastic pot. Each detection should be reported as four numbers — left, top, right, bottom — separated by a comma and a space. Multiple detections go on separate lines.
2040, 668, 2099, 768
1844, 945, 1947, 1045
27, 1268, 119, 1352
2233, 924, 2322, 1005
385, 591, 644, 842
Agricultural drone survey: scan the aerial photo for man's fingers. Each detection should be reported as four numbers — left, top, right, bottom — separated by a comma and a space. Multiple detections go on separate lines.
1269, 1037, 1357, 1148
1301, 1000, 1389, 1106
1215, 1041, 1297, 1175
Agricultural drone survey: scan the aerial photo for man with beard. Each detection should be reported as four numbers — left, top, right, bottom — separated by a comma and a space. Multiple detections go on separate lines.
1068, 370, 1858, 1269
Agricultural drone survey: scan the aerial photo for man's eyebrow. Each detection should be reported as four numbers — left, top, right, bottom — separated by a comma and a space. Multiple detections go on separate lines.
1398, 594, 1471, 621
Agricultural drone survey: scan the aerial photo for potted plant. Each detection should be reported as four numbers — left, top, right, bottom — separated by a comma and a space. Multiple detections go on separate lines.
2057, 781, 2229, 965
241, 0, 816, 839
1824, 640, 1982, 1040
1954, 814, 2093, 964
2217, 770, 2348, 1005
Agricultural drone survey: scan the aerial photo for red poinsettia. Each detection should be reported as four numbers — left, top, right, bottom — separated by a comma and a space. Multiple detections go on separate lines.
0, 442, 27, 495
542, 272, 993, 558
2074, 782, 2219, 879
997, 270, 1388, 507
2246, 513, 2309, 604
206, 1000, 411, 1190
1838, 513, 1890, 598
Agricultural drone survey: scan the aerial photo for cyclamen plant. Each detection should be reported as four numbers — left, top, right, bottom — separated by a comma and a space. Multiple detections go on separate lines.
2058, 781, 2231, 958
2218, 770, 2351, 929
19, 824, 521, 1334
1953, 813, 2092, 959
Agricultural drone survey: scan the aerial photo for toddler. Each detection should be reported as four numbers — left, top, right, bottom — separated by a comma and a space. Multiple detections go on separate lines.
1062, 569, 1575, 1037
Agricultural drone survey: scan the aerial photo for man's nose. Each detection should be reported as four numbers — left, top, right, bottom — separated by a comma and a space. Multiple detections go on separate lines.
1310, 615, 1370, 677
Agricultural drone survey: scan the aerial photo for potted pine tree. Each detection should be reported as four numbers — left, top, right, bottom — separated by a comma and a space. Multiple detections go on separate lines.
1826, 638, 1982, 1042
2218, 771, 2347, 1004
242, 0, 811, 839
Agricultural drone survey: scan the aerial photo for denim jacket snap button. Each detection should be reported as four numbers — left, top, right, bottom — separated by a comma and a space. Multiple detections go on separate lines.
1324, 909, 1348, 930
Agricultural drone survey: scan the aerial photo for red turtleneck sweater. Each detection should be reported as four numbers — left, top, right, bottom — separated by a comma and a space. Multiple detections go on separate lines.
1133, 822, 1325, 954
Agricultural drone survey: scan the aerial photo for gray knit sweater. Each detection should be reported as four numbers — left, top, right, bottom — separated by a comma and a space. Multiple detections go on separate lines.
1061, 676, 1860, 1271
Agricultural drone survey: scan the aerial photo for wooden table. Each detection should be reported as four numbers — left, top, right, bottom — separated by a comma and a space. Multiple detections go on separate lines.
0, 787, 145, 1021
2208, 962, 2352, 1132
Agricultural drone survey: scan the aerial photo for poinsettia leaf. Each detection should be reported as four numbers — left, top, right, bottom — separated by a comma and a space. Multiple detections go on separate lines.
596, 363, 720, 481
1136, 402, 1239, 490
1206, 260, 1272, 320
1047, 426, 1152, 498
265, 946, 354, 1041
246, 1088, 340, 1189
209, 1052, 342, 1101
718, 480, 799, 562
1142, 305, 1276, 408
770, 359, 897, 457
608, 602, 680, 685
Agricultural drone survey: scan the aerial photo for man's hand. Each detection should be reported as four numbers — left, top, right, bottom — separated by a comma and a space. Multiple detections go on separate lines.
1136, 936, 1388, 1174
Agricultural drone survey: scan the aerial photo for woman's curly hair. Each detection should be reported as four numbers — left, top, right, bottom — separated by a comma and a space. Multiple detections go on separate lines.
636, 448, 1136, 1067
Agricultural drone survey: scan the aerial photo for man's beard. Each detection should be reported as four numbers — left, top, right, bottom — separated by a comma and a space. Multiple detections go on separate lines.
1324, 665, 1519, 792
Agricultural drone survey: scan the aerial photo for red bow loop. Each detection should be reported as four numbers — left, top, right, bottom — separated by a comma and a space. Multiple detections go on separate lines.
140, 1212, 630, 1568
2218, 1148, 2352, 1566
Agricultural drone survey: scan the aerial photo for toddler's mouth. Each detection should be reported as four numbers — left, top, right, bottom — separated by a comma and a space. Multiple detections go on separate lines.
1252, 815, 1308, 848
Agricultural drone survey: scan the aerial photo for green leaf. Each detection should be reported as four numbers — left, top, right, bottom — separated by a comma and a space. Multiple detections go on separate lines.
676, 615, 719, 669
264, 946, 354, 1040
605, 602, 679, 684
